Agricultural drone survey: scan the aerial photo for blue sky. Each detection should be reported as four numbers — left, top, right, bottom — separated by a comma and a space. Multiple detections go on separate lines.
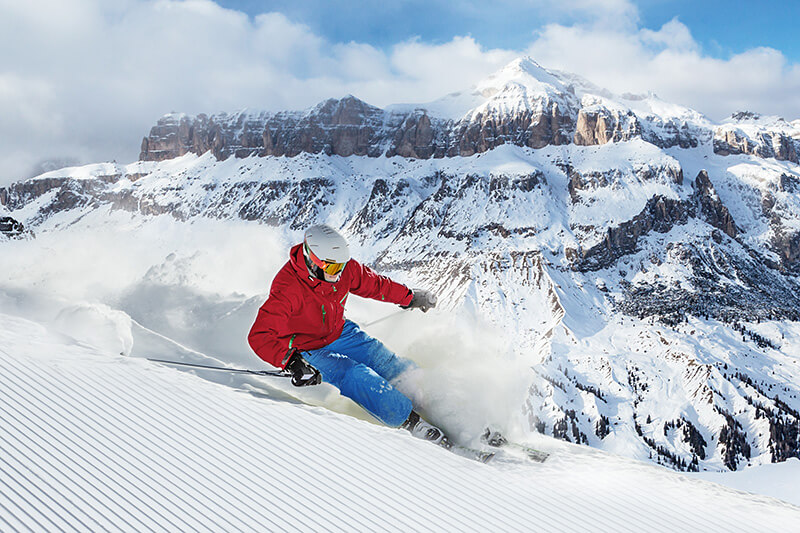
218, 0, 800, 62
638, 1, 800, 61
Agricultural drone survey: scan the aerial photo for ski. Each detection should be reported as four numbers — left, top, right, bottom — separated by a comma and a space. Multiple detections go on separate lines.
481, 429, 550, 463
440, 437, 496, 464
404, 411, 495, 464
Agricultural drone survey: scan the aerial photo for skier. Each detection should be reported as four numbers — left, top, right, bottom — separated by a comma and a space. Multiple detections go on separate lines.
248, 224, 444, 443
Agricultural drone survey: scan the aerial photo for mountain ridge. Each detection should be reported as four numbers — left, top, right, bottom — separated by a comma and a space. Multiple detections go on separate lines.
137, 57, 796, 165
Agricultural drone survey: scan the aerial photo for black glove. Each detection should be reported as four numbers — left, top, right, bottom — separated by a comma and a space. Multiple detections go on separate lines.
402, 288, 437, 312
283, 350, 322, 387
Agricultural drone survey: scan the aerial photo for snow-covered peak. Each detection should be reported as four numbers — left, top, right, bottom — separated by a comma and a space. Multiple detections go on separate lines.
725, 111, 774, 124
620, 92, 710, 126
307, 94, 359, 111
717, 111, 800, 142
301, 95, 383, 123
29, 161, 125, 181
723, 111, 790, 127
161, 111, 189, 122
403, 57, 576, 121
475, 56, 570, 99
461, 57, 580, 121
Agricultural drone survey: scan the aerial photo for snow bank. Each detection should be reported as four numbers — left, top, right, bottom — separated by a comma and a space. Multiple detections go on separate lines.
693, 458, 800, 507
53, 302, 133, 356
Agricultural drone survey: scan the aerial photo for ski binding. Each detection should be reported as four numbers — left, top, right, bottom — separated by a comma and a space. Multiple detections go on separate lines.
481, 429, 550, 463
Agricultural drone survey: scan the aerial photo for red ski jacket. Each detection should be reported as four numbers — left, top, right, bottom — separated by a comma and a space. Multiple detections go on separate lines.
248, 243, 414, 368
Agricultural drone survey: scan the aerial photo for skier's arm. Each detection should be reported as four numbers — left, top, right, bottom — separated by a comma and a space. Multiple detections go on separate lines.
348, 259, 414, 306
248, 280, 301, 368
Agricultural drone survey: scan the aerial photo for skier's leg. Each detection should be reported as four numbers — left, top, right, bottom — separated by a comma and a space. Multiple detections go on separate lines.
304, 349, 413, 427
323, 320, 417, 382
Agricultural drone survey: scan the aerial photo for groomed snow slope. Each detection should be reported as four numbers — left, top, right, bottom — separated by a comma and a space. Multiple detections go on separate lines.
2, 313, 799, 532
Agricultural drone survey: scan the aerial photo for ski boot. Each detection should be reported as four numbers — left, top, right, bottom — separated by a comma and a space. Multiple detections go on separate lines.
402, 410, 448, 447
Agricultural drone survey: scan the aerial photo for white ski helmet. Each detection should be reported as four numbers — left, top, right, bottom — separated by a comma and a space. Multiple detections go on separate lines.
302, 224, 350, 281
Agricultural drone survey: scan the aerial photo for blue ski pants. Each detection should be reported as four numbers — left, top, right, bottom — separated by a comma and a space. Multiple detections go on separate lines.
304, 320, 416, 427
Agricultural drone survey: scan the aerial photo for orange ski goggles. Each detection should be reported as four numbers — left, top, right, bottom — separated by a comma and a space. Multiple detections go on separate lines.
304, 242, 347, 275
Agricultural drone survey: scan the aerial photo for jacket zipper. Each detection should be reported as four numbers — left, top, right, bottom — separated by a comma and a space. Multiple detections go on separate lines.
321, 304, 326, 326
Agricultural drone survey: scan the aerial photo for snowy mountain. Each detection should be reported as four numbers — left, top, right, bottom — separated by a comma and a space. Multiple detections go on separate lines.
136, 58, 715, 161
2, 57, 800, 482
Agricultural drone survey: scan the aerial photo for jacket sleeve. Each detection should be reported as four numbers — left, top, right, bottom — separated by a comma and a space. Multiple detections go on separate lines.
248, 277, 300, 368
348, 260, 414, 306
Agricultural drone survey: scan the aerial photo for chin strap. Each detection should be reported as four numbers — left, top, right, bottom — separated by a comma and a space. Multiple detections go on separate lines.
304, 250, 325, 281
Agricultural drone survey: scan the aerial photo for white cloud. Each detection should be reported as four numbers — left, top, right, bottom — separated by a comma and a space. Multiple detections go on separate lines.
0, 0, 516, 185
527, 18, 800, 120
0, 0, 799, 187
0, 74, 59, 133
640, 18, 698, 53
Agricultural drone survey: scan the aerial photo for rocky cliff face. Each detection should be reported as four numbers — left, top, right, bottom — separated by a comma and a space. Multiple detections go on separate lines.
713, 112, 800, 163
138, 58, 715, 163
573, 106, 640, 146
140, 110, 273, 161
139, 95, 577, 161
262, 97, 389, 157
141, 61, 800, 173
576, 170, 741, 270
141, 61, 800, 175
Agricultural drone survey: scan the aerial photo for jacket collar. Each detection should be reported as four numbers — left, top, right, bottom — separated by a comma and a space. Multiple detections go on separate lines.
289, 243, 331, 291
289, 243, 316, 283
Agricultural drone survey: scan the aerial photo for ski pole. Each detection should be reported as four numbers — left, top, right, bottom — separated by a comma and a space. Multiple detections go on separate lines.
146, 358, 289, 377
361, 309, 409, 327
